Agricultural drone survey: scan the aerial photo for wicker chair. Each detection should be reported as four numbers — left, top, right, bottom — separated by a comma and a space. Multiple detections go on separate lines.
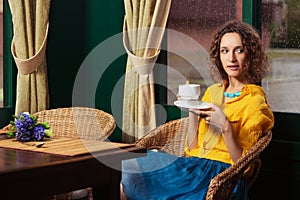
1, 107, 116, 200
36, 107, 116, 140
39, 107, 116, 199
2, 107, 116, 140
134, 117, 272, 200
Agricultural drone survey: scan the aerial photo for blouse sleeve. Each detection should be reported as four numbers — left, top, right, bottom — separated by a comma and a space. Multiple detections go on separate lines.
240, 98, 274, 179
238, 96, 274, 154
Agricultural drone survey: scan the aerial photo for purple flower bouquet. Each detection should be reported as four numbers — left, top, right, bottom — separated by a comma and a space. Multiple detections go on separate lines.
7, 112, 52, 142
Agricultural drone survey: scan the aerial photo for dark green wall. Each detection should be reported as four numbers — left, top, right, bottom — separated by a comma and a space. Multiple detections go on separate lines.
47, 0, 85, 108
249, 112, 300, 199
47, 0, 125, 141
0, 0, 16, 127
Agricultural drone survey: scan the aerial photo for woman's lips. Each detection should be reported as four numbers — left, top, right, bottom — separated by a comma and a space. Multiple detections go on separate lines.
227, 65, 239, 70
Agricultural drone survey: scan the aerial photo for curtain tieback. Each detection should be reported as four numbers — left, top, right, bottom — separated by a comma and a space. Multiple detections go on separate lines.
123, 17, 160, 75
11, 22, 49, 75
124, 44, 160, 75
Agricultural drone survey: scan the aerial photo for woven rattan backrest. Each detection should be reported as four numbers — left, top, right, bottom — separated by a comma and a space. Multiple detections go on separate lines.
161, 117, 189, 156
134, 117, 189, 156
34, 107, 116, 140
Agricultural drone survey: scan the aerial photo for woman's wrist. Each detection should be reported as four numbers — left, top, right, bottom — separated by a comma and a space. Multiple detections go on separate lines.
221, 119, 232, 136
189, 111, 199, 120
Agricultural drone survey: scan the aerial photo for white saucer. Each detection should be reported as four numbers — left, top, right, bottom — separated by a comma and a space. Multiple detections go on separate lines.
174, 100, 211, 110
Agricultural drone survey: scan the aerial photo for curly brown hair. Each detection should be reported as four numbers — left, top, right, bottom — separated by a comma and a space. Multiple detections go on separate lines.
209, 20, 270, 83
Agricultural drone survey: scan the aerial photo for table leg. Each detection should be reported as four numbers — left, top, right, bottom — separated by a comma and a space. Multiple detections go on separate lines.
92, 168, 121, 200
109, 167, 121, 200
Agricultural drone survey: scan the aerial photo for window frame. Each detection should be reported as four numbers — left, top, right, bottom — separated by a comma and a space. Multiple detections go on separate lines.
242, 0, 262, 32
0, 0, 16, 128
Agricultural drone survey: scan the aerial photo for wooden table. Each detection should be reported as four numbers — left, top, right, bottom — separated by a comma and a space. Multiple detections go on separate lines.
0, 138, 146, 200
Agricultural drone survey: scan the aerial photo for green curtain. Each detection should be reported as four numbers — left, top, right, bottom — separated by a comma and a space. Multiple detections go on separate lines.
8, 0, 50, 115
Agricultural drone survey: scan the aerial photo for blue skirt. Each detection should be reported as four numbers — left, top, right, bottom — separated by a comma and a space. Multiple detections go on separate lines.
121, 150, 248, 200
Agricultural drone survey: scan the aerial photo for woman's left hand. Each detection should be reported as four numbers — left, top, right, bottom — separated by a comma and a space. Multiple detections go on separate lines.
190, 103, 242, 162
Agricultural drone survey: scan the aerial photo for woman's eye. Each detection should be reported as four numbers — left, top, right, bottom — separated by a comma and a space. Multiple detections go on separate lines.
221, 49, 228, 54
236, 48, 244, 53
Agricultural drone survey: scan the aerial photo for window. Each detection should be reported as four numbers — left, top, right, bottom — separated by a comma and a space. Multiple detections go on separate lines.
166, 0, 300, 114
166, 0, 243, 105
261, 0, 300, 113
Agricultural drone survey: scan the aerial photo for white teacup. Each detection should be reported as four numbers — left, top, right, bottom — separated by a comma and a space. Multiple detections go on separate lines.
178, 84, 201, 100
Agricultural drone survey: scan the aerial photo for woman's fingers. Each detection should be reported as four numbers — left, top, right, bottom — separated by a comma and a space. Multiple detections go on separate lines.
190, 103, 226, 129
199, 110, 212, 117
205, 116, 210, 124
189, 109, 200, 116
189, 109, 213, 119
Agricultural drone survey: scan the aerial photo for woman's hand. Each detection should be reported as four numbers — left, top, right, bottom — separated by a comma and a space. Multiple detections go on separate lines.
191, 103, 243, 162
190, 103, 226, 132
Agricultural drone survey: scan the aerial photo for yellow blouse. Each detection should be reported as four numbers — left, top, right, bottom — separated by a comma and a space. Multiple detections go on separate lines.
185, 83, 274, 165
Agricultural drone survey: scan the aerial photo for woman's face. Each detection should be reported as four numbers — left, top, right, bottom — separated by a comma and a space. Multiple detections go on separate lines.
219, 32, 246, 79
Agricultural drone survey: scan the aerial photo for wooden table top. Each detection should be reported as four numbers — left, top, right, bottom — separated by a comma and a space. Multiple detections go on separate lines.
0, 137, 146, 199
0, 137, 133, 156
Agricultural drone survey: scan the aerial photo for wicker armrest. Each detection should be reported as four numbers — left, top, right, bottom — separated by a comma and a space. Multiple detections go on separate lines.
134, 118, 190, 156
206, 131, 272, 200
134, 117, 189, 157
134, 118, 181, 149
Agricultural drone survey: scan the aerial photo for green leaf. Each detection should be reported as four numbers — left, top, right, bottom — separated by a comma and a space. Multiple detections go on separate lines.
10, 126, 16, 131
6, 132, 15, 138
31, 114, 38, 123
44, 129, 53, 138
37, 122, 50, 129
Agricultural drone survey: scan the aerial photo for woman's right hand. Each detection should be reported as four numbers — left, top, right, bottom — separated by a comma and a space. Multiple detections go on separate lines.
190, 103, 226, 132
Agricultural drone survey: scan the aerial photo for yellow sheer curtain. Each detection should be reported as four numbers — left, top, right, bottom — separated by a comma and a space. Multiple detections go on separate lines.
122, 0, 171, 143
8, 0, 50, 115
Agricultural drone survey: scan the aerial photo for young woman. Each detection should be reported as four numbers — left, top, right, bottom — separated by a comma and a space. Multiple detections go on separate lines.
121, 20, 274, 200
